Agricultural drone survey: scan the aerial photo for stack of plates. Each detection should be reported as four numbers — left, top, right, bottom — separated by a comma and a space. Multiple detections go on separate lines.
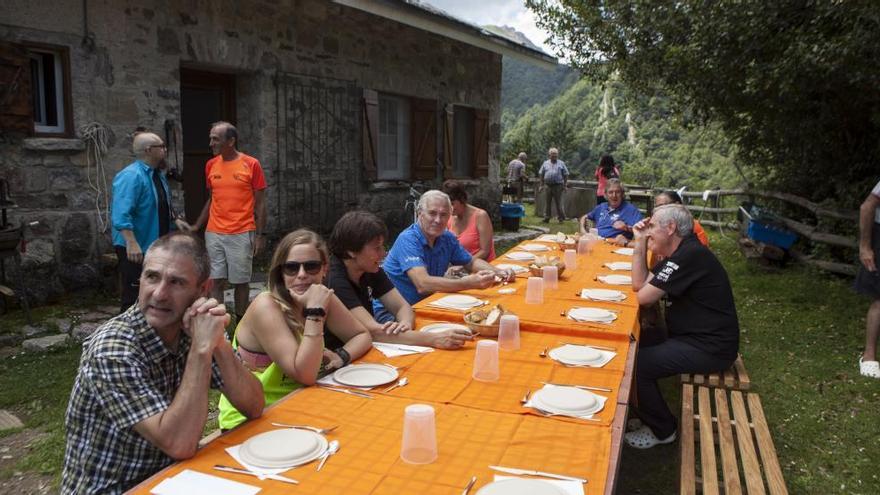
597, 274, 632, 286
333, 364, 398, 387
567, 307, 617, 323
580, 288, 627, 302
239, 428, 328, 469
613, 247, 634, 256
428, 294, 486, 310
477, 478, 567, 495
536, 234, 561, 242
520, 243, 551, 252
504, 251, 536, 261
604, 261, 632, 271
419, 322, 471, 334
549, 344, 603, 365
530, 386, 602, 417
495, 263, 528, 274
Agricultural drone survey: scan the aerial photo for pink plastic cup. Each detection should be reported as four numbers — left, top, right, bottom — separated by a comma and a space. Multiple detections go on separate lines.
564, 249, 577, 270
577, 237, 589, 255
525, 276, 544, 304
542, 265, 558, 290
401, 404, 438, 464
472, 340, 500, 382
497, 314, 520, 351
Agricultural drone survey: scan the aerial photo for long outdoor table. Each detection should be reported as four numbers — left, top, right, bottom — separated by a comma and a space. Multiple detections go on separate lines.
128, 239, 639, 495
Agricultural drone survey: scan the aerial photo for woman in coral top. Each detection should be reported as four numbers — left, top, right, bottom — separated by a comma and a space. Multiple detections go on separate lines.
443, 180, 496, 261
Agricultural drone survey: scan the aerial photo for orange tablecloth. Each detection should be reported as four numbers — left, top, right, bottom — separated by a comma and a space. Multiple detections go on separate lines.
128, 238, 637, 495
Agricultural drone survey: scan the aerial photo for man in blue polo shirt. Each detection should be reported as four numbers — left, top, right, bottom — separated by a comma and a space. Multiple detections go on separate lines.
383, 190, 514, 306
580, 179, 643, 246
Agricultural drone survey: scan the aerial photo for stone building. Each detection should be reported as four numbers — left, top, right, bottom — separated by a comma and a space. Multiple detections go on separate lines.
0, 0, 553, 303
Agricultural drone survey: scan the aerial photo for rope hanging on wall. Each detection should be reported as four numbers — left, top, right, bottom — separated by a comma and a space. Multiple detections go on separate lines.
79, 122, 111, 233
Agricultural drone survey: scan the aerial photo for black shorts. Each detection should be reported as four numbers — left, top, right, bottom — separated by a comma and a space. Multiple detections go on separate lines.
854, 223, 880, 299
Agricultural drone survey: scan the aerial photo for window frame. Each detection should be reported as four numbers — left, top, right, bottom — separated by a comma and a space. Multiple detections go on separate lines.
24, 42, 73, 137
376, 93, 412, 181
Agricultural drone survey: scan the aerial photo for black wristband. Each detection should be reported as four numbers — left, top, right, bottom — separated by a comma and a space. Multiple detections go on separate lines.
334, 347, 351, 367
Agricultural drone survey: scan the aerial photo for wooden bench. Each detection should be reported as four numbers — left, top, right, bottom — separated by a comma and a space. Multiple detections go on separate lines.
680, 384, 787, 495
681, 354, 751, 390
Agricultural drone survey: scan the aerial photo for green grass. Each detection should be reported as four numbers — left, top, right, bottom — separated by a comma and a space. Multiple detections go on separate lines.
1, 224, 878, 493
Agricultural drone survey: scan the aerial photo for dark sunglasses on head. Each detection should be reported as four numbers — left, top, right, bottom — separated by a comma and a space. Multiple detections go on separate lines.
281, 260, 323, 276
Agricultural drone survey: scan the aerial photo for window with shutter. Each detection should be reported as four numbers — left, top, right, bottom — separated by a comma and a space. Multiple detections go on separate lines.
0, 41, 34, 135
410, 97, 437, 180
473, 109, 490, 178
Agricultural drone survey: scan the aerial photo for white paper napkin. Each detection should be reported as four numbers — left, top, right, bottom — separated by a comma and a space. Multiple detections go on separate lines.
150, 469, 261, 495
372, 342, 434, 357
224, 445, 293, 478
526, 385, 608, 419
493, 475, 585, 495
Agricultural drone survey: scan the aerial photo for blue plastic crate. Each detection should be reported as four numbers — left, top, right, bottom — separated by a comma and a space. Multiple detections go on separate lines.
500, 202, 525, 218
747, 220, 797, 249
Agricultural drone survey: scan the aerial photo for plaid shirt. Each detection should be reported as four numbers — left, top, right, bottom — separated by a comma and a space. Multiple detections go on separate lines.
62, 305, 224, 494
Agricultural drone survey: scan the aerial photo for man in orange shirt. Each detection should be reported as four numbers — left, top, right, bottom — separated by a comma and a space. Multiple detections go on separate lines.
188, 122, 267, 321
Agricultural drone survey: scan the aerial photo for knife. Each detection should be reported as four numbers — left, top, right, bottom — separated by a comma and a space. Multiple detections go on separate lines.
541, 381, 612, 393
317, 386, 374, 399
488, 465, 588, 483
213, 464, 299, 484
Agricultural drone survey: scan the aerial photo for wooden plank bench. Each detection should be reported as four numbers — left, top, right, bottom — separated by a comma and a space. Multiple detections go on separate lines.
681, 354, 751, 390
680, 383, 787, 495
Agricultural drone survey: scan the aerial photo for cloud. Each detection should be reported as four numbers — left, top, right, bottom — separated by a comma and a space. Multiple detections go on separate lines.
425, 0, 554, 53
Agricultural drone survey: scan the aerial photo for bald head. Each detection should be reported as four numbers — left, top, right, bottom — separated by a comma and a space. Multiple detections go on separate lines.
133, 132, 166, 166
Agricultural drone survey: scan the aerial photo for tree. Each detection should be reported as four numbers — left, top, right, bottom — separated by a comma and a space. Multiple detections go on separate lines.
526, 0, 880, 206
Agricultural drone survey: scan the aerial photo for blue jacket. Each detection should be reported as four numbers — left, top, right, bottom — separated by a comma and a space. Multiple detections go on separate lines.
586, 201, 643, 239
111, 160, 172, 249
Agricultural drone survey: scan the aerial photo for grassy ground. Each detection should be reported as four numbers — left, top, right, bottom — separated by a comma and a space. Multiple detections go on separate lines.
1, 209, 878, 493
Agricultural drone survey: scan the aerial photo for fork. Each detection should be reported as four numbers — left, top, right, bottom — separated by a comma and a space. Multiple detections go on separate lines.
270, 422, 339, 435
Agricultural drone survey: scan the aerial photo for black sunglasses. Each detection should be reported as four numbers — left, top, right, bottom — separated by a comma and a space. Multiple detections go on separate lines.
281, 260, 323, 276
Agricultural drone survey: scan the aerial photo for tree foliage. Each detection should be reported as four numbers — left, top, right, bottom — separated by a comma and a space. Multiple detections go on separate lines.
526, 0, 880, 206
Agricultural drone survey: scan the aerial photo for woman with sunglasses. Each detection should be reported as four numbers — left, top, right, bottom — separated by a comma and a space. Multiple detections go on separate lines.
217, 229, 371, 430
326, 211, 473, 349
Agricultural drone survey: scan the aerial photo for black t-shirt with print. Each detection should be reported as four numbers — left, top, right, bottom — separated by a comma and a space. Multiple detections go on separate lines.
649, 235, 739, 360
323, 255, 394, 349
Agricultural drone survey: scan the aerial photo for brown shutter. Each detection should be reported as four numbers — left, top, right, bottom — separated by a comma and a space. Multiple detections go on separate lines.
442, 104, 454, 178
410, 98, 437, 180
473, 109, 489, 178
362, 89, 379, 180
0, 42, 33, 134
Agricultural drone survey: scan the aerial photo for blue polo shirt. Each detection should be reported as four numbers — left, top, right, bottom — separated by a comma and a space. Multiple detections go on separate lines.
382, 223, 473, 304
586, 201, 643, 239
111, 160, 172, 249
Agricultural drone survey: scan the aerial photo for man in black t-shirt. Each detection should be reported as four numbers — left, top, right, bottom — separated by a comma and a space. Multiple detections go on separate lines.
626, 204, 740, 449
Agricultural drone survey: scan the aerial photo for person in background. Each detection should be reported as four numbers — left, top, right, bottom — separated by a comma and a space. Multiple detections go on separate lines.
654, 191, 709, 247
580, 179, 643, 246
443, 180, 496, 261
217, 229, 372, 430
537, 147, 569, 223
855, 180, 880, 379
595, 154, 620, 204
506, 152, 527, 202
326, 211, 472, 350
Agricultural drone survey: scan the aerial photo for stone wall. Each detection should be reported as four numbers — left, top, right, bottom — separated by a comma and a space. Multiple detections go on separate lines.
0, 0, 502, 303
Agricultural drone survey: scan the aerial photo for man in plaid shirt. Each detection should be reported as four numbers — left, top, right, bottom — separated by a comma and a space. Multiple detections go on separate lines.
62, 232, 264, 494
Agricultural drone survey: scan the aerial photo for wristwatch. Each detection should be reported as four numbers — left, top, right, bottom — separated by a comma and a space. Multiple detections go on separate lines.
302, 307, 326, 319
334, 347, 351, 367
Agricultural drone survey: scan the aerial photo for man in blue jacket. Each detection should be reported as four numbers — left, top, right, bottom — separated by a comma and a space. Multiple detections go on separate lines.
111, 132, 174, 311
580, 179, 643, 246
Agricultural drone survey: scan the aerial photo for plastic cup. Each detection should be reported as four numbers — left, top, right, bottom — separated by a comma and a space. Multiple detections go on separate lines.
497, 314, 520, 350
542, 265, 558, 290
525, 276, 544, 304
577, 237, 589, 255
564, 249, 577, 270
472, 340, 500, 382
401, 404, 438, 464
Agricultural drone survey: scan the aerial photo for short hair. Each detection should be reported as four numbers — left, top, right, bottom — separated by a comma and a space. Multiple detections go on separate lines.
442, 180, 468, 203
606, 178, 625, 192
132, 132, 162, 154
145, 232, 210, 284
418, 190, 452, 213
328, 211, 388, 259
653, 204, 694, 237
211, 121, 238, 146
656, 190, 683, 204
548, 147, 559, 155
517, 152, 527, 160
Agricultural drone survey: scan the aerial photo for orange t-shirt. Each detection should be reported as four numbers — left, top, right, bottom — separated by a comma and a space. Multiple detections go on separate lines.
694, 219, 710, 247
205, 153, 267, 234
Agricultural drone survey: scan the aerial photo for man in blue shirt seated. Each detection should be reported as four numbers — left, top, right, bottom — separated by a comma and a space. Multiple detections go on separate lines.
382, 190, 515, 307
579, 179, 643, 246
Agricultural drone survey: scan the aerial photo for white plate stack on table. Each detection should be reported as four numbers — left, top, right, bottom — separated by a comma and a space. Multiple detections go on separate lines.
603, 261, 632, 271
224, 428, 331, 480
426, 294, 487, 311
596, 274, 632, 286
520, 243, 551, 252
505, 251, 537, 261
333, 363, 399, 388
548, 344, 616, 368
565, 307, 618, 324
523, 384, 607, 420
579, 288, 627, 302
612, 247, 634, 256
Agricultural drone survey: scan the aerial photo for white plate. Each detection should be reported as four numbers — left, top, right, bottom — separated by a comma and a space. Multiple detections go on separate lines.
333, 364, 399, 387
550, 344, 602, 364
599, 274, 632, 285
505, 251, 536, 261
581, 288, 626, 301
613, 248, 634, 256
604, 261, 632, 271
533, 387, 601, 415
521, 243, 551, 252
568, 307, 617, 322
537, 234, 561, 242
419, 322, 471, 334
435, 294, 481, 306
496, 263, 528, 273
477, 478, 567, 495
239, 428, 328, 469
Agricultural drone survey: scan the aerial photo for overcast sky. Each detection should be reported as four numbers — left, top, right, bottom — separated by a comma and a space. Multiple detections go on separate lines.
425, 0, 554, 54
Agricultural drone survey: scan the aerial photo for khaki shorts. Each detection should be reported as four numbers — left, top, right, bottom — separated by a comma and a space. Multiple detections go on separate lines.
205, 231, 254, 284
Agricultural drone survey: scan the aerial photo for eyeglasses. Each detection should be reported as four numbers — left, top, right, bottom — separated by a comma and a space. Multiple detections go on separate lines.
147, 144, 167, 151
281, 260, 323, 276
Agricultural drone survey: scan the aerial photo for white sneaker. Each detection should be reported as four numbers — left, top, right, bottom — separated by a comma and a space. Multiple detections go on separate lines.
624, 425, 677, 449
860, 356, 880, 379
